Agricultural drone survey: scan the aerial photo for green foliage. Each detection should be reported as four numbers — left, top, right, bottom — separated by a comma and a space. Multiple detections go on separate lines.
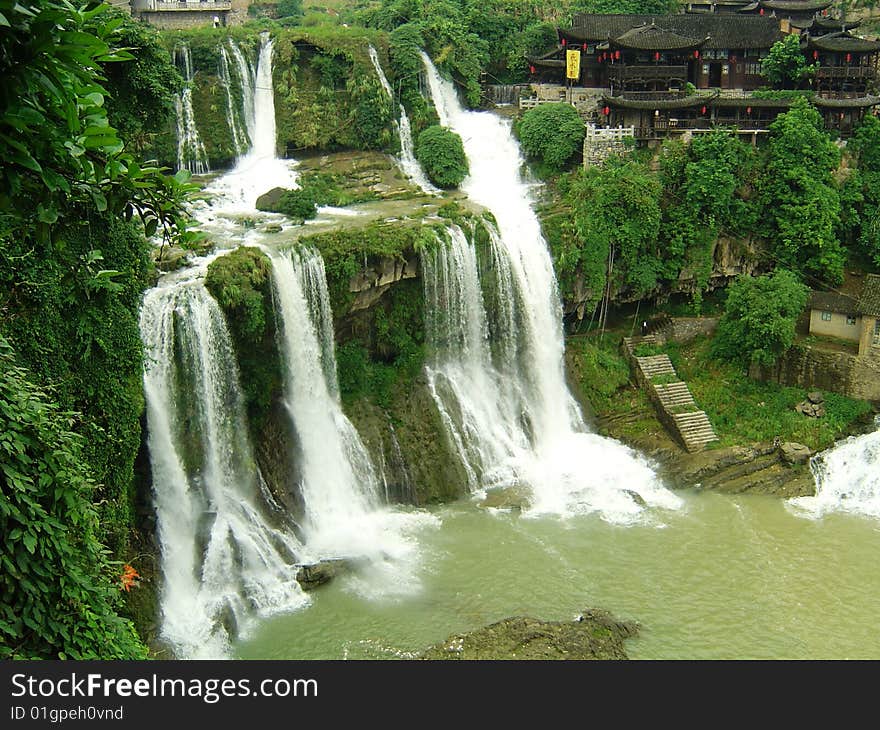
567, 336, 633, 412
845, 115, 880, 267
416, 125, 469, 188
0, 0, 193, 248
279, 189, 319, 219
101, 12, 181, 156
673, 336, 872, 450
712, 269, 809, 368
204, 247, 283, 437
1, 212, 153, 555
761, 35, 816, 89
557, 156, 663, 310
572, 0, 677, 13
516, 103, 585, 173
276, 0, 304, 19
0, 336, 147, 660
758, 99, 844, 284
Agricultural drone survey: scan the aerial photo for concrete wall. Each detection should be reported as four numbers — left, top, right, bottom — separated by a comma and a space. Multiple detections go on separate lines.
809, 309, 861, 342
137, 9, 229, 28
750, 343, 880, 402
667, 317, 719, 344
859, 315, 880, 357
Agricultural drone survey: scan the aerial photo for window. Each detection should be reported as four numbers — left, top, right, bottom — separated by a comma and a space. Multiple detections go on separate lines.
821, 311, 833, 321
874, 319, 880, 345
846, 315, 857, 326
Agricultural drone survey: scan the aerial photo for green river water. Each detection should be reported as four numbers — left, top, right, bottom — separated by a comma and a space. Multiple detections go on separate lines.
235, 489, 880, 660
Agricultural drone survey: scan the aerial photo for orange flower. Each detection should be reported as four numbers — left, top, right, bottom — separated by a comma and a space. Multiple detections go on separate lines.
120, 564, 140, 592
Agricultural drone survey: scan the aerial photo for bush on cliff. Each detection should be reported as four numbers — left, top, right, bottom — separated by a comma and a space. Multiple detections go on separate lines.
516, 102, 585, 173
415, 125, 468, 189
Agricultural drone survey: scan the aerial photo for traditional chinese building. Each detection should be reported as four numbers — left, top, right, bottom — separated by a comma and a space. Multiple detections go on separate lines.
526, 11, 879, 141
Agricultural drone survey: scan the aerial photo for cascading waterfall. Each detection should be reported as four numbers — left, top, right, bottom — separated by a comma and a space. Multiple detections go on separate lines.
203, 32, 298, 212
140, 278, 308, 659
219, 45, 250, 157
268, 245, 437, 592
367, 44, 438, 195
174, 45, 210, 175
789, 420, 880, 519
420, 52, 680, 521
228, 39, 257, 147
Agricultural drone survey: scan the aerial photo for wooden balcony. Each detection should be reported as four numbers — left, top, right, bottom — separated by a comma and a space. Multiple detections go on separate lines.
610, 65, 688, 82
815, 66, 876, 80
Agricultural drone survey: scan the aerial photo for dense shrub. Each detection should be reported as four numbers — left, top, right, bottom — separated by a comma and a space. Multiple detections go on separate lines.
516, 103, 585, 172
415, 125, 469, 188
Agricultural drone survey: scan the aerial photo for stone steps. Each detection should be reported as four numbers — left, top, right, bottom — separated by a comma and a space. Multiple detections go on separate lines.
653, 381, 696, 408
672, 410, 719, 452
635, 354, 675, 377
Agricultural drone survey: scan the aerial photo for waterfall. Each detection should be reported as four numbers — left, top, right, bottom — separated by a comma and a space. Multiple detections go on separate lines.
219, 46, 249, 157
140, 279, 308, 659
268, 245, 437, 591
419, 52, 680, 522
202, 32, 298, 213
173, 45, 210, 176
789, 421, 880, 519
366, 44, 437, 196
228, 39, 257, 147
367, 44, 394, 98
397, 105, 440, 195
219, 40, 250, 155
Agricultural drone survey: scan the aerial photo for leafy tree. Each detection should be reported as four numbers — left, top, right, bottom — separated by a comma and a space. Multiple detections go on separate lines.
845, 115, 880, 267
761, 35, 816, 89
758, 98, 844, 284
0, 336, 147, 659
416, 125, 469, 188
100, 12, 181, 155
557, 156, 663, 309
572, 0, 677, 12
516, 102, 585, 172
276, 0, 303, 19
712, 269, 809, 368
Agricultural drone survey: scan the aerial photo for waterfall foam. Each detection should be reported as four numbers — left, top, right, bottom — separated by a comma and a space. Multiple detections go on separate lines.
219, 45, 250, 157
789, 421, 880, 519
268, 245, 439, 595
420, 52, 681, 522
141, 278, 308, 659
174, 45, 210, 175
203, 33, 298, 212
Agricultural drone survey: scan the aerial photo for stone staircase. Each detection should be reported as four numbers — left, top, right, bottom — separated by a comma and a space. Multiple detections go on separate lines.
622, 334, 719, 453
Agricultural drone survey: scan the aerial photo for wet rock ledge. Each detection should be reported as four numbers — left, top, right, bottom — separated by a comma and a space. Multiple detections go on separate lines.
419, 609, 639, 660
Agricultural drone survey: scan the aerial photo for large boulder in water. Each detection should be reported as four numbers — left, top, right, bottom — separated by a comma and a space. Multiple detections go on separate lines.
419, 608, 639, 660
295, 558, 350, 591
256, 186, 289, 212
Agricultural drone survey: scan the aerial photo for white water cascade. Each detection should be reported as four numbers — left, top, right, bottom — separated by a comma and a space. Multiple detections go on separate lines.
367, 44, 438, 195
268, 245, 437, 594
141, 279, 308, 659
219, 45, 250, 157
789, 420, 880, 519
203, 32, 298, 212
420, 52, 680, 522
174, 45, 210, 175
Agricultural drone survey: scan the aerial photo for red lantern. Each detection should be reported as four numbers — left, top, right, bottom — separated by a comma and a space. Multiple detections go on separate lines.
746, 106, 752, 114
529, 65, 536, 74
701, 105, 707, 114
846, 53, 852, 63
694, 50, 700, 59
615, 50, 621, 60
759, 7, 764, 14
654, 51, 661, 61
583, 43, 587, 51
561, 37, 567, 47
603, 106, 610, 116
813, 50, 819, 60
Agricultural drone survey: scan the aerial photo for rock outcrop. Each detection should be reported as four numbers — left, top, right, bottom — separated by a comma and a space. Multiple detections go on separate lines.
419, 609, 639, 660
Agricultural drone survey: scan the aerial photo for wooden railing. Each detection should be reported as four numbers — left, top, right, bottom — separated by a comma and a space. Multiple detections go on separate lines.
609, 65, 688, 81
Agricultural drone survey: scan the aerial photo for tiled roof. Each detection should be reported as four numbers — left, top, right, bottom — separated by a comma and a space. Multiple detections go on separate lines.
566, 14, 783, 49
805, 33, 880, 52
758, 0, 833, 10
604, 93, 710, 109
810, 291, 858, 314
812, 94, 880, 108
613, 23, 706, 50
857, 274, 880, 316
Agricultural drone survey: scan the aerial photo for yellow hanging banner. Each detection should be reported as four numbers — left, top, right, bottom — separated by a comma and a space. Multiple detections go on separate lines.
566, 49, 581, 80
